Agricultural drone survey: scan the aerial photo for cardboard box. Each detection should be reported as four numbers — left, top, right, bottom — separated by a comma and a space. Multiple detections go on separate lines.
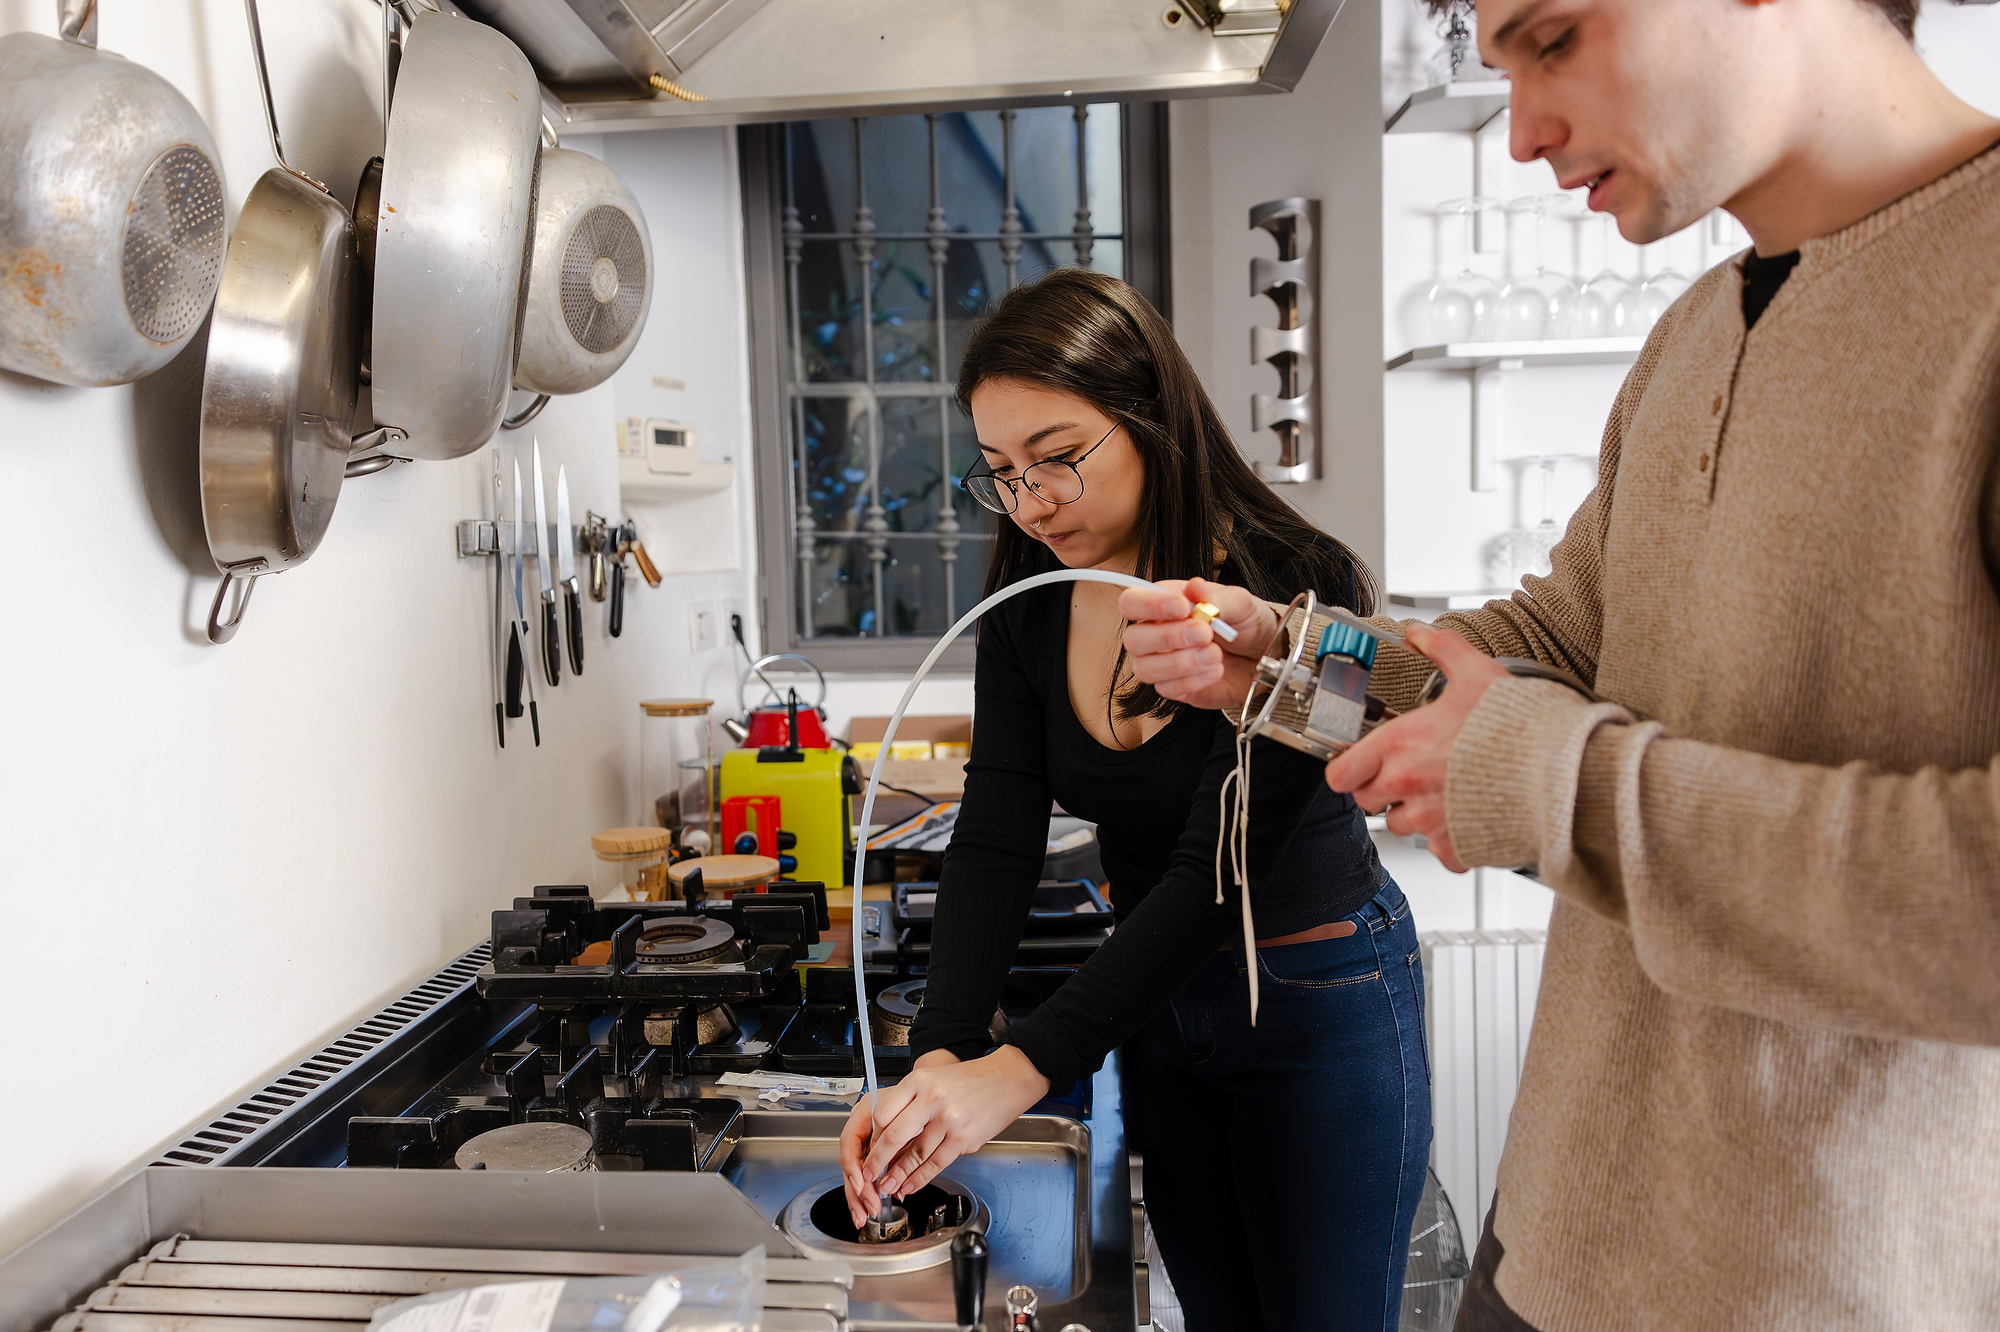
849, 715, 971, 799
849, 714, 971, 745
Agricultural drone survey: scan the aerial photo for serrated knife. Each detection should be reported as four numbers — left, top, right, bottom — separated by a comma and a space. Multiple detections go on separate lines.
532, 438, 561, 688
557, 464, 583, 677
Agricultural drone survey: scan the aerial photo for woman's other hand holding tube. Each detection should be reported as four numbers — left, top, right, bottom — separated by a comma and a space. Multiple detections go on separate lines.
1119, 578, 1275, 711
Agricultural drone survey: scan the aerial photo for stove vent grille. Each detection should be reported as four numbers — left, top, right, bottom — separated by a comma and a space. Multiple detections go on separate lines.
149, 943, 493, 1169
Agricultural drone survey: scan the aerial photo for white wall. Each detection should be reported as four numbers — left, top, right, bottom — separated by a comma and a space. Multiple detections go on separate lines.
0, 0, 753, 1256
1171, 0, 1389, 575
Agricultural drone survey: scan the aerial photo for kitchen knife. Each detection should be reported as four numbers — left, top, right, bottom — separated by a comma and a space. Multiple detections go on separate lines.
556, 464, 583, 677
511, 458, 540, 745
532, 439, 560, 688
490, 452, 505, 748
608, 558, 625, 638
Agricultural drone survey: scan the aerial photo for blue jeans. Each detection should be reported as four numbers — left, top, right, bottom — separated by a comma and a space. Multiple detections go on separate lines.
1124, 882, 1432, 1331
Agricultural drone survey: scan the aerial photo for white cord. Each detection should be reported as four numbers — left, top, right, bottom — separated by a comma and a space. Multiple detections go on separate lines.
848, 569, 1156, 1159
1215, 677, 1263, 1025
846, 568, 1276, 1208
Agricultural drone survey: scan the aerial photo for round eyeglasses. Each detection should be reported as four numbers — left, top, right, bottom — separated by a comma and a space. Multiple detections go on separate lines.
961, 421, 1118, 516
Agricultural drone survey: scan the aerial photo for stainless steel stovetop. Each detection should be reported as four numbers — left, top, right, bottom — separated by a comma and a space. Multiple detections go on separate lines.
0, 942, 1138, 1332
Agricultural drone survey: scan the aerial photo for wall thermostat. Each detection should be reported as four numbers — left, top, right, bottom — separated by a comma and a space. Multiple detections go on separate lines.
618, 417, 732, 500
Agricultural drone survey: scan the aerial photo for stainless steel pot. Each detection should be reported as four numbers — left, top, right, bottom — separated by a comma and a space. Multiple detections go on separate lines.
197, 0, 405, 645
513, 139, 653, 397
369, 9, 543, 460
0, 1, 226, 386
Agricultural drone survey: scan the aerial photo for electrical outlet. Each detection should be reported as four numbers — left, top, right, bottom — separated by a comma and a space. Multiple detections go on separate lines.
690, 600, 720, 653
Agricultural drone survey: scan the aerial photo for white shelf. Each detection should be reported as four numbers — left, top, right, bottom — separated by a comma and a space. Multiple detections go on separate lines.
1389, 590, 1508, 611
1384, 82, 1511, 134
1386, 338, 1644, 372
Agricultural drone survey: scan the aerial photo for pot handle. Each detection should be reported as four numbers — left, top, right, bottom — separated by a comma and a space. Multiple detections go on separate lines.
502, 394, 551, 431
345, 426, 411, 478
243, 0, 327, 193
207, 560, 269, 646
58, 0, 97, 46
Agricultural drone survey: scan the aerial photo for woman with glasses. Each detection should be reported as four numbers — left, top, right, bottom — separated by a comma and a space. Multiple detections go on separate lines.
838, 268, 1430, 1330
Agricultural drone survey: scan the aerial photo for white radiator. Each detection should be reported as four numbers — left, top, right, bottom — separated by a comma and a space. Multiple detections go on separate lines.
1420, 929, 1547, 1237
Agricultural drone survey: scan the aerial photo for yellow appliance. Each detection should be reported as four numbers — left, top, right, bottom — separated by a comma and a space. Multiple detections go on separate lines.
719, 745, 852, 887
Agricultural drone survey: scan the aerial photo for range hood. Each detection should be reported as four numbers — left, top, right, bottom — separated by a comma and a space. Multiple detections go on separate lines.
454, 0, 1345, 132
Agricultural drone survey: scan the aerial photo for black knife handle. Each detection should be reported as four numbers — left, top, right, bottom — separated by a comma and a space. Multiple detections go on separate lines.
565, 581, 584, 676
609, 562, 625, 638
495, 702, 505, 749
541, 598, 561, 687
505, 623, 525, 718
528, 699, 541, 747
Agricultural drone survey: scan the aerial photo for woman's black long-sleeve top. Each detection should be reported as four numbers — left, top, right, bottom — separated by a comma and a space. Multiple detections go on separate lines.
908, 540, 1389, 1087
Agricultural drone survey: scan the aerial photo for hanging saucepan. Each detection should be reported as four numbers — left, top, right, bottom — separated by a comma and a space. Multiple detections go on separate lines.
197, 0, 406, 645
0, 0, 227, 386
502, 120, 654, 427
368, 7, 542, 460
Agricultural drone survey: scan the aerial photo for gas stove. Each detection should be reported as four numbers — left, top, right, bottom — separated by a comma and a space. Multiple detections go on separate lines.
8, 884, 1138, 1331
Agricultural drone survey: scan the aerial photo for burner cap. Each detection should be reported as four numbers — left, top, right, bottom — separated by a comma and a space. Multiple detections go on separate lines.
875, 980, 925, 1024
635, 914, 736, 963
454, 1122, 593, 1173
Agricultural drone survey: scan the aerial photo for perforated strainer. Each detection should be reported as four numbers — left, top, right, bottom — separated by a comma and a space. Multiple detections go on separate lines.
0, 1, 228, 385
514, 141, 655, 397
121, 144, 226, 346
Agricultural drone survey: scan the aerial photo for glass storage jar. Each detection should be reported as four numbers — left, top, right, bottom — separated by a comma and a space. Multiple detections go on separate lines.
638, 698, 715, 848
591, 826, 674, 901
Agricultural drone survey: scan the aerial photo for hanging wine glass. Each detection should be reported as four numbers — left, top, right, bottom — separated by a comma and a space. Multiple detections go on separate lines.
1636, 243, 1693, 330
1574, 213, 1639, 338
1493, 194, 1582, 341
1504, 455, 1565, 583
1425, 197, 1500, 344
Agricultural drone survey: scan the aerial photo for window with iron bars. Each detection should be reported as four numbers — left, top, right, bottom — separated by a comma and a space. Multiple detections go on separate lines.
742, 105, 1170, 672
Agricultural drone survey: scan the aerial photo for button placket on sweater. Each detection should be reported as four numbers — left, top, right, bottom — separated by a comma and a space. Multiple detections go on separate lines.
1703, 323, 1750, 503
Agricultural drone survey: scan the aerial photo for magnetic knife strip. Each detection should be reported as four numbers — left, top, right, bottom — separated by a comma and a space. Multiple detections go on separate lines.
49, 1236, 850, 1332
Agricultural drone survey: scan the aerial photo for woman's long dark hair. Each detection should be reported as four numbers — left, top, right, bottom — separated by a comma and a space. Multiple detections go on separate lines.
956, 267, 1377, 720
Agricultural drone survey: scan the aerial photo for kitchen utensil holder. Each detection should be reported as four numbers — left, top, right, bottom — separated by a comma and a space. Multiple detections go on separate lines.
1249, 197, 1318, 484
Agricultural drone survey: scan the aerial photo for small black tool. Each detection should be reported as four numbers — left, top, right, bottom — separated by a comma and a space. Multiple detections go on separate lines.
609, 559, 625, 637
952, 1231, 988, 1327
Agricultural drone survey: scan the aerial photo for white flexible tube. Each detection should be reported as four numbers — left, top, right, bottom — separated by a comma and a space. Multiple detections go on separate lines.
848, 568, 1156, 1151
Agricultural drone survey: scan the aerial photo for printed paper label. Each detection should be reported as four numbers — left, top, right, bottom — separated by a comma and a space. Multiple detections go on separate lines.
374, 1281, 565, 1332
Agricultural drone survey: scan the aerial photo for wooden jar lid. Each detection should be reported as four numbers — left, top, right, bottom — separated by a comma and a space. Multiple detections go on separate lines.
640, 698, 713, 717
668, 854, 779, 888
591, 826, 672, 857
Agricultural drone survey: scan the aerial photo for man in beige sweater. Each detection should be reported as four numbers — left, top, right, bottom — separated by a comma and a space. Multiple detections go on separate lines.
1121, 0, 2000, 1327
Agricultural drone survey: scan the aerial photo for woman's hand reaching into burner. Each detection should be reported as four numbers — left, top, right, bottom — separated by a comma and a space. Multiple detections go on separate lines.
838, 1046, 1050, 1227
1119, 578, 1276, 712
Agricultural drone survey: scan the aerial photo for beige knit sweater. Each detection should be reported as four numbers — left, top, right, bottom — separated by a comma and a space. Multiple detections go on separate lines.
1366, 147, 2000, 1330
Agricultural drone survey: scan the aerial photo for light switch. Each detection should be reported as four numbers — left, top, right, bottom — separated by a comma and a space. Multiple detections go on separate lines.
690, 600, 720, 653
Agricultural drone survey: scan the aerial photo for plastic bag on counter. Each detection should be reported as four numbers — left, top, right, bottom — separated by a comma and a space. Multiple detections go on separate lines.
365, 1247, 765, 1332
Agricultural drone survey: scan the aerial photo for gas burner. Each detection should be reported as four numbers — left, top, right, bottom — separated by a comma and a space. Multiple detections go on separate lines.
871, 979, 925, 1045
454, 1121, 593, 1172
646, 1000, 739, 1046
636, 915, 737, 964
781, 1175, 988, 1274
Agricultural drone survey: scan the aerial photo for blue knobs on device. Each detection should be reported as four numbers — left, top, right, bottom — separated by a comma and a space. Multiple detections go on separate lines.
1317, 621, 1379, 669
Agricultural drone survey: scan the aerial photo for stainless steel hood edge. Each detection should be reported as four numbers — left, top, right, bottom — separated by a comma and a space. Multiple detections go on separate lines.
492, 0, 1347, 133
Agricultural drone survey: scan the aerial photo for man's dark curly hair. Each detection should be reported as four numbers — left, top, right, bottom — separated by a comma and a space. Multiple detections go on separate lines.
1417, 0, 1915, 42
